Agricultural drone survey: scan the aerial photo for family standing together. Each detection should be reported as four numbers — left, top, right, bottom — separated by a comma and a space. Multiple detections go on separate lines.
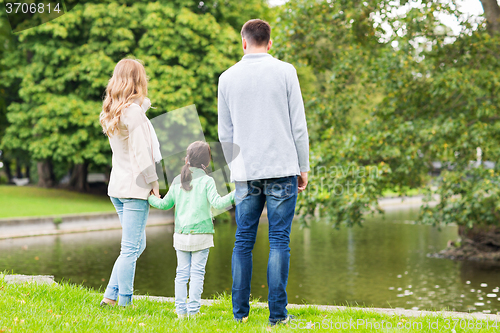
98, 19, 309, 326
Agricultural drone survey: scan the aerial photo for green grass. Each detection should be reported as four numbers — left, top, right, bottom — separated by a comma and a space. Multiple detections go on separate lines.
0, 186, 114, 219
1, 279, 499, 332
382, 187, 422, 198
0, 183, 428, 219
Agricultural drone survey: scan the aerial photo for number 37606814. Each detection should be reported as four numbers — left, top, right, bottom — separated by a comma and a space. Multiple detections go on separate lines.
5, 2, 62, 14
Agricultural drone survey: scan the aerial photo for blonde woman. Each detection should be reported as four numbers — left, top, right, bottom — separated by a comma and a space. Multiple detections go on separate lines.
99, 58, 160, 307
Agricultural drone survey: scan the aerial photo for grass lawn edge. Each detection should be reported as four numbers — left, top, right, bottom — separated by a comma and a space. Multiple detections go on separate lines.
1, 276, 500, 332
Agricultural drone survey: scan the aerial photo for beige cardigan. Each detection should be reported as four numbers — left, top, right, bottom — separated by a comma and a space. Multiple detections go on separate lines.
107, 102, 158, 200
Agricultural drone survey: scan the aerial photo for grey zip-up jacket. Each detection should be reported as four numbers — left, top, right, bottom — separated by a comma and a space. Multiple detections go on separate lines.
218, 53, 310, 182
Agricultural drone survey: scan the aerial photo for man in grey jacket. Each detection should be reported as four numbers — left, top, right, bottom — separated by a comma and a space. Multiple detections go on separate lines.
218, 19, 310, 325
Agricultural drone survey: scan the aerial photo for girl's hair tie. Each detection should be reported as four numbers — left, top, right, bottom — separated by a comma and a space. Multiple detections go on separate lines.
201, 164, 206, 170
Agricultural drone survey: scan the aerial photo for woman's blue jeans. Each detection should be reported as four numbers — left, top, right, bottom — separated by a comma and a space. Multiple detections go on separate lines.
232, 176, 298, 323
103, 197, 149, 306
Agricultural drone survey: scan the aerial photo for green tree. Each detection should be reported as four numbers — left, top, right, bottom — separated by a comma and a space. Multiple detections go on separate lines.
392, 29, 500, 249
0, 5, 29, 183
367, 0, 500, 251
275, 0, 500, 254
1, 0, 270, 190
272, 0, 396, 226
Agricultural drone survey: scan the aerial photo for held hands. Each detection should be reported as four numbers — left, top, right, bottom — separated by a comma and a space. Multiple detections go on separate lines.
151, 180, 160, 198
298, 172, 308, 193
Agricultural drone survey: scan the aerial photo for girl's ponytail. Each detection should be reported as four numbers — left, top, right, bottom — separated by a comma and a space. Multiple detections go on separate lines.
180, 141, 211, 191
180, 162, 193, 191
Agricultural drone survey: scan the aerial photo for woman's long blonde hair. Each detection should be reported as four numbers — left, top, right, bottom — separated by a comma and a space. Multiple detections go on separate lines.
100, 58, 148, 136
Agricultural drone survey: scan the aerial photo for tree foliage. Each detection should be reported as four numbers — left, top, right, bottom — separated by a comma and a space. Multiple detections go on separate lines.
273, 0, 395, 226
372, 5, 500, 231
0, 0, 270, 189
274, 0, 500, 232
2, 0, 500, 238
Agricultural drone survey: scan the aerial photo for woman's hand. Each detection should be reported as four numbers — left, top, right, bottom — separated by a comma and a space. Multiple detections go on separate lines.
151, 180, 160, 198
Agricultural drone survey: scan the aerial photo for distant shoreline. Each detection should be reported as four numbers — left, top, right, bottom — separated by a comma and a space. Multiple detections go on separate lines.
0, 195, 439, 240
0, 209, 174, 240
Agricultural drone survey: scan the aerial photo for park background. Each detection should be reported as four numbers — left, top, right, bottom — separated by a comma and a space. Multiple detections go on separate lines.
1, 0, 500, 319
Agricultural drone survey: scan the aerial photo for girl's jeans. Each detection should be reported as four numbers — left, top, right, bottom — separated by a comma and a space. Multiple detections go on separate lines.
103, 197, 149, 306
175, 248, 210, 315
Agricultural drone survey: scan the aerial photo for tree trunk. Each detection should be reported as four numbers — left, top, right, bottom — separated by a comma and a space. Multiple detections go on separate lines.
24, 163, 30, 181
37, 160, 54, 188
69, 162, 89, 192
15, 159, 22, 178
480, 0, 500, 34
458, 225, 500, 251
3, 159, 12, 183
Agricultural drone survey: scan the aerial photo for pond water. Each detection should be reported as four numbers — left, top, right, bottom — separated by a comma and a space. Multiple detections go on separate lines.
2, 208, 500, 314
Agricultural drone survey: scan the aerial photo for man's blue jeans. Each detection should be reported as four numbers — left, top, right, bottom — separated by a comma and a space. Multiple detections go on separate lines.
103, 197, 149, 306
232, 176, 298, 323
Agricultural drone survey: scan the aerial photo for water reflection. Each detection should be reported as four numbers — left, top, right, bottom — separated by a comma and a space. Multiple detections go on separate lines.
1, 208, 500, 313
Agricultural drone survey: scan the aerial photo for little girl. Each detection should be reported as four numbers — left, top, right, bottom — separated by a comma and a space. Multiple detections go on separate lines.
148, 141, 235, 318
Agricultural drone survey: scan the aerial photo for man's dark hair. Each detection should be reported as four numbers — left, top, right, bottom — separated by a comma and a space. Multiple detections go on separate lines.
241, 19, 271, 47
